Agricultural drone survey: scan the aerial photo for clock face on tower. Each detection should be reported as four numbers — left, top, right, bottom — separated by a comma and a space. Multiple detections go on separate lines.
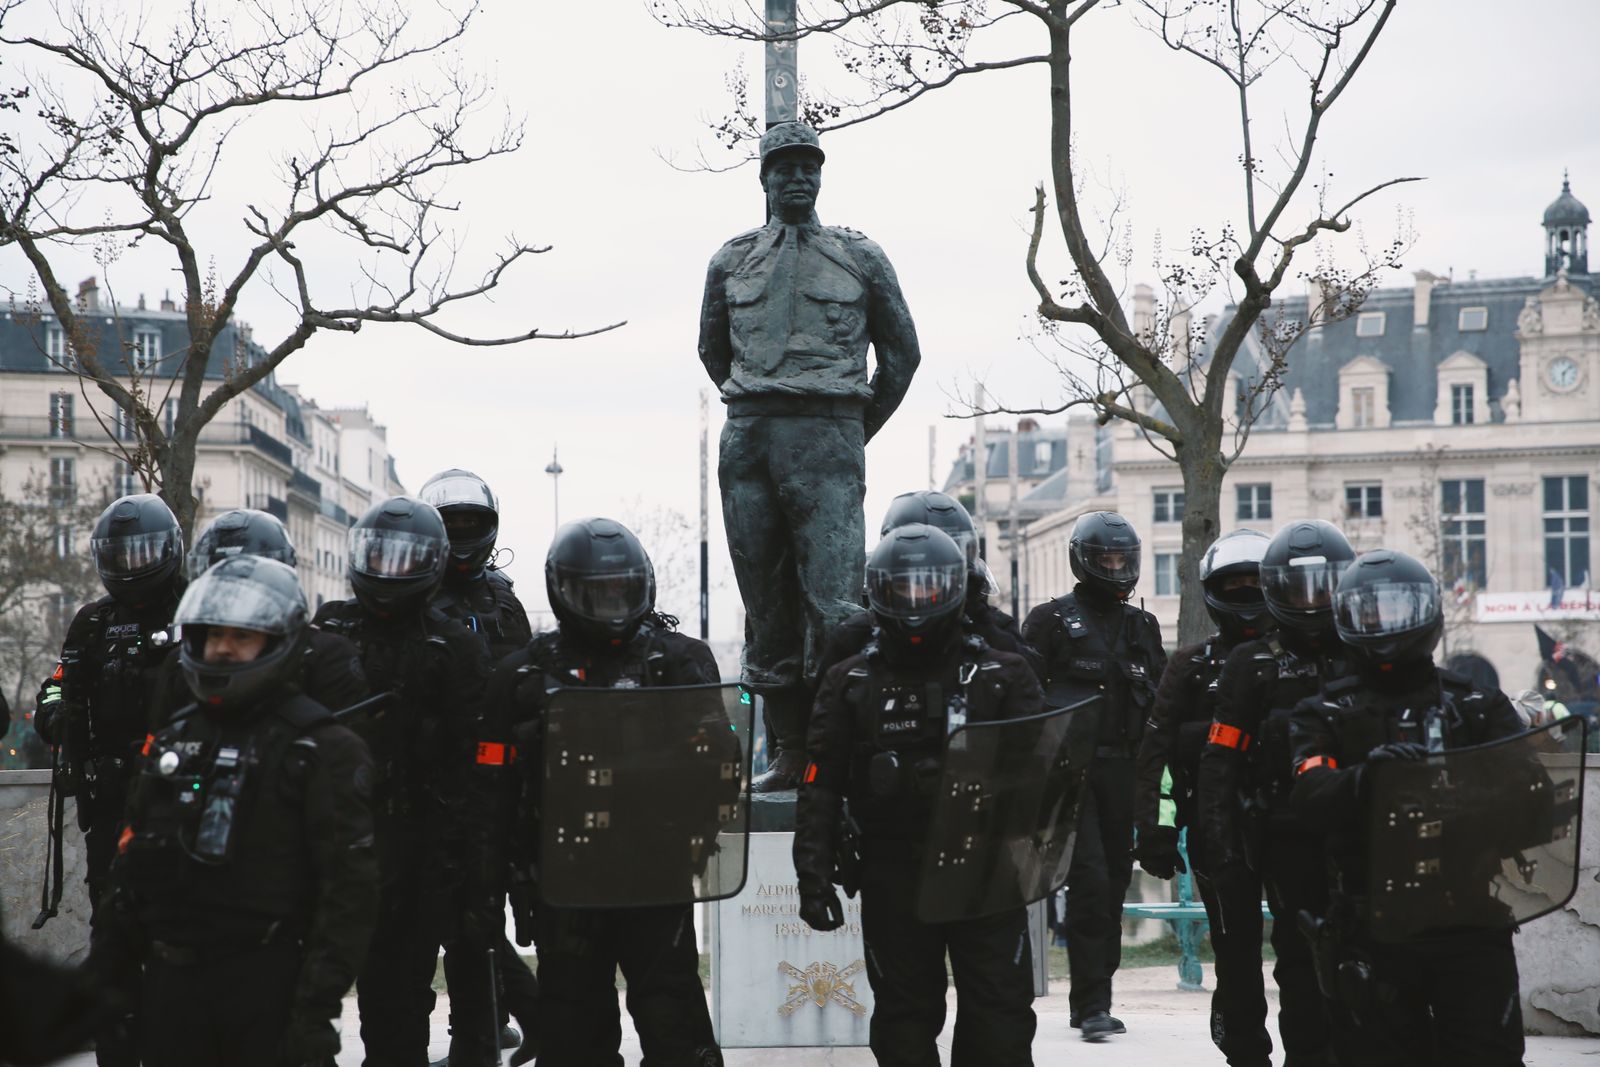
1547, 355, 1581, 392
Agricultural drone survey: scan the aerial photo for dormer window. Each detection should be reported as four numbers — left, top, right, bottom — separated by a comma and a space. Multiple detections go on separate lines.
1458, 306, 1489, 332
1356, 312, 1387, 337
1336, 356, 1392, 429
1434, 351, 1490, 427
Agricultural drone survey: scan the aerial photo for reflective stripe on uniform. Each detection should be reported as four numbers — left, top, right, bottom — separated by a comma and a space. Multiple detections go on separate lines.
1296, 754, 1337, 774
475, 742, 512, 766
1207, 722, 1251, 751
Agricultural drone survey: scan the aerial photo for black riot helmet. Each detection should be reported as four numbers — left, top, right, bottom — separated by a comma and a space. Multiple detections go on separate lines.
418, 468, 500, 577
1200, 528, 1273, 641
1260, 520, 1356, 638
545, 518, 656, 646
865, 524, 968, 657
91, 493, 184, 607
1069, 511, 1142, 601
347, 495, 449, 616
881, 491, 977, 563
176, 555, 309, 712
1332, 549, 1443, 674
186, 509, 297, 579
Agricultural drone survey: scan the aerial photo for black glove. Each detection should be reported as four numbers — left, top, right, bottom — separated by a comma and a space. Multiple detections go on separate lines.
1367, 741, 1429, 764
1132, 825, 1185, 880
798, 884, 845, 932
279, 1012, 339, 1066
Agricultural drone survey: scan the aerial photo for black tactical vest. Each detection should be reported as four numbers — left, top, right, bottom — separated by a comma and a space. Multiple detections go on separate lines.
1249, 636, 1346, 804
1041, 593, 1159, 748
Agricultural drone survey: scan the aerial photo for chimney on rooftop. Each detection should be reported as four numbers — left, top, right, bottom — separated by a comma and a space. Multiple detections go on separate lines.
1413, 270, 1441, 329
159, 291, 176, 312
78, 277, 99, 311
1016, 417, 1039, 434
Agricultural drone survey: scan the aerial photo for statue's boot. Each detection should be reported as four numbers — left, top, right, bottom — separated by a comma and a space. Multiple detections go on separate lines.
751, 687, 810, 793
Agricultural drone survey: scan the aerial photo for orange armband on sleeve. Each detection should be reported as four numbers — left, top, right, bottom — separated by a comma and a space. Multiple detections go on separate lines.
1296, 754, 1338, 774
1207, 722, 1251, 751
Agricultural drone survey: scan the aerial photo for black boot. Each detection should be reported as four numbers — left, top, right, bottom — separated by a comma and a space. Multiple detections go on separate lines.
750, 687, 810, 793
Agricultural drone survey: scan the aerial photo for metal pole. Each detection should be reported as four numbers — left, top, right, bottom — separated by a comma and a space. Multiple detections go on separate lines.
700, 390, 711, 642
928, 425, 936, 491
1008, 425, 1021, 620
974, 383, 987, 562
544, 446, 563, 531
764, 0, 798, 127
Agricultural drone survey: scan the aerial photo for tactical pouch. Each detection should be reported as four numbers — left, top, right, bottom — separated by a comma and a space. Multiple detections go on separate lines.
1298, 909, 1341, 1001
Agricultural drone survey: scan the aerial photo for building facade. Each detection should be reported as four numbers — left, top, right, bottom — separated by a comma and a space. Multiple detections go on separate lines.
948, 178, 1600, 701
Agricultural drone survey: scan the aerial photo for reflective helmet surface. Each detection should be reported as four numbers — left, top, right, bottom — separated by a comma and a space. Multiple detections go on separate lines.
1200, 528, 1273, 640
545, 518, 656, 645
1260, 520, 1356, 636
418, 468, 500, 576
347, 496, 449, 615
187, 508, 297, 579
1069, 511, 1142, 600
176, 555, 308, 711
91, 493, 183, 606
1332, 549, 1443, 671
865, 524, 967, 655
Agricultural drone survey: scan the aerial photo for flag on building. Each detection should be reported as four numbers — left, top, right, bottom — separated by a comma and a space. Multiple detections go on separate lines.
1535, 625, 1568, 663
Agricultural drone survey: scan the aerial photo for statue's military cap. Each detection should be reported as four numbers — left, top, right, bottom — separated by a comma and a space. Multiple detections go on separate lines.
759, 122, 825, 170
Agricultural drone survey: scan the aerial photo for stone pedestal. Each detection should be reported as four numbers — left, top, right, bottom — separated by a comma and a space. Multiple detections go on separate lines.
1516, 753, 1600, 1036
0, 770, 90, 964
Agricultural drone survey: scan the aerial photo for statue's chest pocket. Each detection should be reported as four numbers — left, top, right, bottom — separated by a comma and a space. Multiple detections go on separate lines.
726, 275, 767, 308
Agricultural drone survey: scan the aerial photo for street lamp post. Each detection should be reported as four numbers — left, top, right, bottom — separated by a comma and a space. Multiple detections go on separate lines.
544, 446, 564, 530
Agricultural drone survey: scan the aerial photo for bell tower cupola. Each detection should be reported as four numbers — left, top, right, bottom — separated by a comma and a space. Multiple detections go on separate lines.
1544, 171, 1590, 276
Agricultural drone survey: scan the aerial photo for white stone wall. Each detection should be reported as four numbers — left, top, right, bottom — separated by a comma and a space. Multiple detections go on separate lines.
1517, 753, 1600, 1036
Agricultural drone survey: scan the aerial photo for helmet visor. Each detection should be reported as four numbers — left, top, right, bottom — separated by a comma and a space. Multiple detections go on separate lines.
552, 565, 652, 624
1333, 581, 1441, 639
93, 529, 180, 578
866, 561, 966, 620
176, 572, 302, 637
1261, 559, 1343, 612
349, 528, 446, 579
418, 473, 498, 513
1200, 533, 1269, 582
1078, 544, 1141, 585
971, 557, 1001, 599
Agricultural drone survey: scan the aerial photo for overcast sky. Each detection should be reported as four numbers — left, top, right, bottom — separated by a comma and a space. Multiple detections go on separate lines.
5, 0, 1598, 633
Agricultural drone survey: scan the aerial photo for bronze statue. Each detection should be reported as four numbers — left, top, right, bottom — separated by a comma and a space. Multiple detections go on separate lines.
698, 121, 921, 791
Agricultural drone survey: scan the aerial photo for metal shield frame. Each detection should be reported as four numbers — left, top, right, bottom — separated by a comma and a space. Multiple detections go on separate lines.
914, 696, 1101, 924
1365, 716, 1587, 943
539, 682, 753, 908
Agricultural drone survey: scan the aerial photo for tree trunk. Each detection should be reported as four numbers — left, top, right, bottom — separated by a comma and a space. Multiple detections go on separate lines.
1176, 442, 1227, 647
159, 443, 201, 542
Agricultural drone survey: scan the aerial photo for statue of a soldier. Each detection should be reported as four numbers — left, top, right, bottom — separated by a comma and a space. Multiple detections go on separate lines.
698, 121, 922, 791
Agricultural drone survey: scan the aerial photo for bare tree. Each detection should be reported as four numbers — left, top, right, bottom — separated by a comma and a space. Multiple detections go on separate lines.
618, 497, 725, 624
0, 0, 621, 535
1402, 445, 1475, 659
658, 0, 1415, 642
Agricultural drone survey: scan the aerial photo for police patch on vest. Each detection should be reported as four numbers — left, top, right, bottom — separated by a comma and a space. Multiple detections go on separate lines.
880, 717, 921, 735
1070, 657, 1105, 674
105, 622, 141, 638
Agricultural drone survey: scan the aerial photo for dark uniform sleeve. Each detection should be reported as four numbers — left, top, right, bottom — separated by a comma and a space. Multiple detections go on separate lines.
1141, 609, 1169, 679
302, 630, 369, 714
853, 236, 921, 441
34, 602, 100, 745
1197, 642, 1275, 869
991, 651, 1045, 721
1020, 601, 1060, 682
697, 245, 737, 388
793, 659, 859, 891
969, 604, 1045, 682
813, 613, 874, 697
491, 575, 534, 649
1133, 644, 1202, 835
1287, 694, 1364, 834
293, 724, 380, 1020
1476, 688, 1526, 743
661, 632, 722, 685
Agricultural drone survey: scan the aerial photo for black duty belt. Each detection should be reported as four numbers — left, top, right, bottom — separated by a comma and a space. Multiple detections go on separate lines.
726, 395, 866, 419
148, 922, 302, 966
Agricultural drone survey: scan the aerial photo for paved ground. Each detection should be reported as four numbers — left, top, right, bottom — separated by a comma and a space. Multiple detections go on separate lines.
54, 962, 1599, 1064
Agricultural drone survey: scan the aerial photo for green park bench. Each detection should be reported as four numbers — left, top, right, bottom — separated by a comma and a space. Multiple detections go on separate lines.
1120, 829, 1272, 991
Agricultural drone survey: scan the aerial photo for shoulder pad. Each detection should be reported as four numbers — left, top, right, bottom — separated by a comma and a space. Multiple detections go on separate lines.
487, 568, 515, 591
1437, 668, 1472, 689
273, 694, 335, 732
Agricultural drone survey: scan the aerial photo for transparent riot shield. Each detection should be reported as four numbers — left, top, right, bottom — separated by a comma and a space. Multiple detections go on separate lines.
914, 697, 1101, 924
539, 683, 752, 908
1365, 716, 1587, 943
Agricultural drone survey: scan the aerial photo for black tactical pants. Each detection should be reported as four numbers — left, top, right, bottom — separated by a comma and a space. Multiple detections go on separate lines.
441, 925, 540, 1064
719, 412, 865, 748
1262, 825, 1336, 1066
359, 877, 443, 1067
84, 792, 140, 1067
1330, 928, 1524, 1066
141, 942, 301, 1067
1065, 755, 1135, 1018
1193, 864, 1271, 1066
533, 903, 719, 1067
859, 855, 1036, 1066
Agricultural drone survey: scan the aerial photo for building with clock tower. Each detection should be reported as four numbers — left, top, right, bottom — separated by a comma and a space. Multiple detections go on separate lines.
957, 176, 1600, 706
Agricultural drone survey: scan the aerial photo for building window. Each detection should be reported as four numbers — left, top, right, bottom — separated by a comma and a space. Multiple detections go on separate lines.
1153, 488, 1186, 524
1154, 552, 1179, 597
48, 393, 73, 438
1345, 482, 1383, 519
1544, 475, 1590, 587
1351, 386, 1376, 428
112, 406, 137, 442
45, 323, 67, 365
49, 457, 76, 506
1450, 383, 1475, 425
1236, 483, 1273, 522
1034, 440, 1051, 470
132, 328, 162, 371
114, 461, 139, 498
163, 398, 179, 438
52, 524, 73, 559
1356, 311, 1386, 337
1458, 306, 1489, 332
1440, 478, 1487, 589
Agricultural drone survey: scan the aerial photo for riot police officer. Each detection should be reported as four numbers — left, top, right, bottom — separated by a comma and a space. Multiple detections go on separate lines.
1197, 519, 1356, 1065
797, 524, 1043, 1066
493, 517, 723, 1067
1131, 528, 1272, 1065
1021, 511, 1165, 1041
1289, 550, 1527, 1066
418, 469, 538, 1065
815, 489, 1042, 683
312, 496, 493, 1067
34, 493, 185, 1066
99, 556, 379, 1066
182, 508, 369, 712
